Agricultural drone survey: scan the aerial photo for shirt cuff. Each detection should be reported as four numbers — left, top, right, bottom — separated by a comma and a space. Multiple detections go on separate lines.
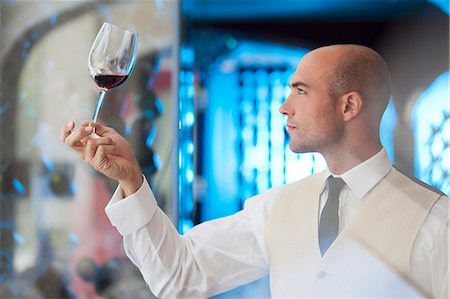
105, 175, 157, 236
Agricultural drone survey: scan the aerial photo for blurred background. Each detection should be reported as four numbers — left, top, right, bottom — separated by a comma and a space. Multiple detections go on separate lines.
0, 0, 448, 298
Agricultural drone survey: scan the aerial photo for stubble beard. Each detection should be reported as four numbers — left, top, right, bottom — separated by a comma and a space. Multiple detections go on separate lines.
288, 136, 317, 154
288, 126, 343, 155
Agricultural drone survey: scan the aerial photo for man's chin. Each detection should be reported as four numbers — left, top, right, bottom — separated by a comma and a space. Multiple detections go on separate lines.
288, 143, 312, 154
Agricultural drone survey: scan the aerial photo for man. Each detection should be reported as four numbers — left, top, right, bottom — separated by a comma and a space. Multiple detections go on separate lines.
61, 44, 448, 298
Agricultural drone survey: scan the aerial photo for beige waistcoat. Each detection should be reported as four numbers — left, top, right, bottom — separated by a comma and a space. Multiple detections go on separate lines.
265, 168, 441, 298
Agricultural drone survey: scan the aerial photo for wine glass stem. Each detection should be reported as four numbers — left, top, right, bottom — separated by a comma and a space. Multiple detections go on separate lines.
92, 89, 106, 123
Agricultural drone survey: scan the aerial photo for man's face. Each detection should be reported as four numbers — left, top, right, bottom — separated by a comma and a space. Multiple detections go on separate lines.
279, 50, 344, 154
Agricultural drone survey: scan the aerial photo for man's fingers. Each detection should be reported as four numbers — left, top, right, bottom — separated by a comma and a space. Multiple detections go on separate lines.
84, 137, 116, 162
60, 121, 75, 142
91, 145, 109, 171
64, 125, 93, 147
89, 145, 118, 173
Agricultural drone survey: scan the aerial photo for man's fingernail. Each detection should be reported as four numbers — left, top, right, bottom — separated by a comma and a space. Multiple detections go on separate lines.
66, 121, 74, 128
85, 126, 93, 133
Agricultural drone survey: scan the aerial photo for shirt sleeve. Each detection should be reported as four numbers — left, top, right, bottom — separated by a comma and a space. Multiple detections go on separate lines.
410, 195, 449, 299
105, 176, 270, 298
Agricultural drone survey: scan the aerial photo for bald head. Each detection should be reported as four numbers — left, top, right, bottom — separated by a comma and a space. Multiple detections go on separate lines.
316, 44, 391, 122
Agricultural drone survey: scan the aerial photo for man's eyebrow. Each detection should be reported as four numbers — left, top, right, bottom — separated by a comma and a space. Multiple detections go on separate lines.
289, 81, 310, 88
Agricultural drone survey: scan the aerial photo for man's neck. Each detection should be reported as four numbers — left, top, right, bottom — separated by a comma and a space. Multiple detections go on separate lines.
323, 144, 383, 175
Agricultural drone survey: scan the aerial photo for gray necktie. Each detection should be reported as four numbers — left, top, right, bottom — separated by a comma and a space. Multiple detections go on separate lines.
319, 176, 346, 256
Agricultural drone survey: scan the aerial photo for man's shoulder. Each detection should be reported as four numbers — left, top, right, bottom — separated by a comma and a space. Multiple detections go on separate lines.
389, 167, 446, 197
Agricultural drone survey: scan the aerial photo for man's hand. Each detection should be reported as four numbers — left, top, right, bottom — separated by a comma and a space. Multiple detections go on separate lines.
60, 121, 143, 197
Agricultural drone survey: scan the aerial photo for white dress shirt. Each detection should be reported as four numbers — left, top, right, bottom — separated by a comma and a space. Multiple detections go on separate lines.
105, 148, 449, 298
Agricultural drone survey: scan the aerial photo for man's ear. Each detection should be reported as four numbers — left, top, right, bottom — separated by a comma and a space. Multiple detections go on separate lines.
340, 91, 363, 121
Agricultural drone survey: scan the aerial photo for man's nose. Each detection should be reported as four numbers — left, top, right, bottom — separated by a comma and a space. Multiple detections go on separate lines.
279, 97, 291, 116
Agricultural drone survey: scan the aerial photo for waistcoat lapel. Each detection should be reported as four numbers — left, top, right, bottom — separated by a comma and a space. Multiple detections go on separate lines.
341, 168, 441, 282
264, 171, 325, 297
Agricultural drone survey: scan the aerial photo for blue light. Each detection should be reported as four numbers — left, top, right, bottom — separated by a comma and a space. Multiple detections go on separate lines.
240, 101, 253, 114
244, 114, 255, 126
188, 85, 195, 99
442, 146, 450, 170
432, 167, 442, 182
380, 98, 397, 161
124, 125, 132, 136
242, 167, 254, 182
155, 98, 165, 114
69, 180, 77, 195
153, 154, 162, 169
186, 141, 194, 154
184, 111, 195, 126
427, 0, 449, 14
181, 220, 194, 234
0, 103, 9, 114
178, 150, 183, 168
256, 173, 269, 193
241, 127, 253, 140
412, 71, 449, 195
226, 37, 237, 50
23, 40, 31, 49
13, 179, 26, 196
69, 233, 80, 245
431, 137, 443, 156
146, 127, 157, 148
270, 82, 285, 187
180, 47, 195, 68
311, 153, 326, 174
12, 232, 26, 244
41, 153, 55, 171
186, 169, 194, 183
50, 14, 58, 26
284, 85, 290, 97
178, 49, 195, 232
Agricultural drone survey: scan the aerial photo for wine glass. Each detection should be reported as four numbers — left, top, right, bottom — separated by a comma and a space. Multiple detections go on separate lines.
88, 22, 138, 133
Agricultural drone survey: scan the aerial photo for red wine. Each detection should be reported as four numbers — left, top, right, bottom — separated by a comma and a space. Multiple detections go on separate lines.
94, 74, 128, 90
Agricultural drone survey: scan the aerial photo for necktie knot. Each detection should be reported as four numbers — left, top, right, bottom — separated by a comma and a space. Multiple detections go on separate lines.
328, 176, 346, 198
319, 176, 346, 256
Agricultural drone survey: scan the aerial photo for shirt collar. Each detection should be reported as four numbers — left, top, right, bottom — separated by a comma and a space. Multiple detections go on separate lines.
324, 148, 392, 198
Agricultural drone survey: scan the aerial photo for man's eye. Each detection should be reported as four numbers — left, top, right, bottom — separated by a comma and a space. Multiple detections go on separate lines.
297, 88, 306, 94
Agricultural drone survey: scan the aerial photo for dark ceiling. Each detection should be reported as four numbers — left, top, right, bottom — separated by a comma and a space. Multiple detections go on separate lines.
183, 0, 448, 52
183, 0, 428, 21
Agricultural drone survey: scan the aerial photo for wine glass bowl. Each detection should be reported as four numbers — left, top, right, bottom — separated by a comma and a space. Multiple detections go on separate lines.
88, 23, 138, 125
